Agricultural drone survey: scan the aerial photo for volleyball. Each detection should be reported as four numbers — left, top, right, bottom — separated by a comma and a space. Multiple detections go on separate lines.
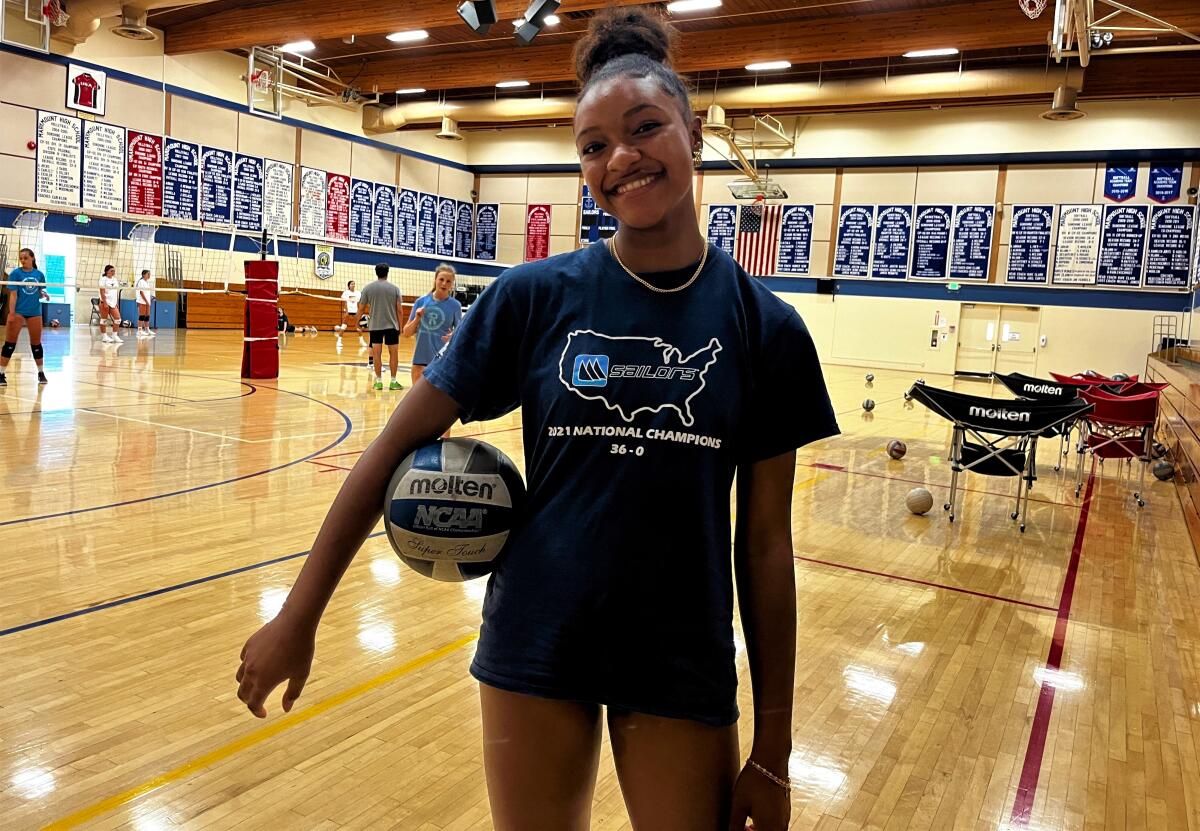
385, 438, 526, 582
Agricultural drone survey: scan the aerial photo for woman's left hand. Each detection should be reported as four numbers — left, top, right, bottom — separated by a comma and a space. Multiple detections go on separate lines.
728, 762, 790, 831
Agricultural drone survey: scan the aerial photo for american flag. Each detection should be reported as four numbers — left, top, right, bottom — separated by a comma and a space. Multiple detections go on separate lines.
733, 202, 783, 276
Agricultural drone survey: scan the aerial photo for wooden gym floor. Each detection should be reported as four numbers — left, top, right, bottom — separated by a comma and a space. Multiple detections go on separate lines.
0, 327, 1197, 830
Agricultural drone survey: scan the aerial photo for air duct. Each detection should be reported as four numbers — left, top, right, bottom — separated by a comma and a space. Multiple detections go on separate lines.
1040, 85, 1086, 120
111, 6, 156, 40
364, 66, 1085, 133
436, 116, 465, 141
53, 0, 218, 46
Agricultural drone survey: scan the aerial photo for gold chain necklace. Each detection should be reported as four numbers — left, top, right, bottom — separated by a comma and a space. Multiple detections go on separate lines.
607, 236, 708, 294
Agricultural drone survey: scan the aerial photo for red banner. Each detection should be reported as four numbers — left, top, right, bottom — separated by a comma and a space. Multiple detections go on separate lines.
325, 173, 350, 241
126, 131, 162, 216
525, 204, 551, 262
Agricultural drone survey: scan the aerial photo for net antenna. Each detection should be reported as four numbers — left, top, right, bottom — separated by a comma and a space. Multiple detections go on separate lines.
1050, 0, 1200, 65
702, 106, 791, 202
246, 46, 382, 118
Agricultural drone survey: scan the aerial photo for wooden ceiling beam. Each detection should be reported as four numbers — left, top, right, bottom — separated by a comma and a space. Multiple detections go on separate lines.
164, 0, 641, 54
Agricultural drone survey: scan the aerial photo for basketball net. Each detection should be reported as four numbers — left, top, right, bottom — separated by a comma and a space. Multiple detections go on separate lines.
1019, 0, 1049, 19
43, 0, 68, 26
251, 69, 273, 95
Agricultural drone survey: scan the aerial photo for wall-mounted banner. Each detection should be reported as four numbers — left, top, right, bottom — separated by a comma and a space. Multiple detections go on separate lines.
325, 173, 350, 241
871, 205, 913, 279
911, 205, 952, 279
948, 205, 994, 280
525, 204, 552, 262
81, 121, 125, 213
263, 160, 293, 234
598, 210, 618, 240
776, 205, 814, 275
833, 205, 873, 277
297, 167, 326, 238
1144, 205, 1194, 288
126, 131, 163, 217
454, 201, 474, 260
232, 154, 264, 232
200, 146, 233, 224
706, 205, 737, 256
1006, 205, 1055, 284
349, 179, 374, 245
1103, 164, 1137, 202
36, 111, 82, 207
315, 244, 334, 280
66, 64, 107, 116
1148, 164, 1183, 204
474, 203, 498, 261
1096, 204, 1149, 286
1052, 204, 1102, 284
436, 196, 457, 258
416, 192, 437, 255
396, 189, 418, 252
162, 138, 200, 221
579, 185, 599, 244
372, 184, 396, 249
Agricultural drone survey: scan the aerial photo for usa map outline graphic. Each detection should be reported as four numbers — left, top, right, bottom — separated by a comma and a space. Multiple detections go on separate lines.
557, 329, 723, 427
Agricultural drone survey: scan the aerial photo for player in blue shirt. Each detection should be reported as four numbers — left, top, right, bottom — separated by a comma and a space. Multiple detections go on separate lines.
235, 9, 837, 830
1, 248, 50, 387
402, 263, 462, 387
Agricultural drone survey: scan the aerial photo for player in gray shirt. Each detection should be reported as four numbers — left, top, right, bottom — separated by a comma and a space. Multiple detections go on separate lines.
358, 263, 405, 390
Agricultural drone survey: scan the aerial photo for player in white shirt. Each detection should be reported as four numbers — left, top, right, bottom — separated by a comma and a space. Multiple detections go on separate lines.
135, 270, 156, 338
98, 264, 123, 344
338, 280, 365, 345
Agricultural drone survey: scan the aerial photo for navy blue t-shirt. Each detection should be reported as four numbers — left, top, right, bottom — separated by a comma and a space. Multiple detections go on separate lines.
423, 241, 839, 725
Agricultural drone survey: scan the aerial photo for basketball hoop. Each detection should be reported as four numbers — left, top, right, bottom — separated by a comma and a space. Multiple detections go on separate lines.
251, 69, 273, 95
1019, 0, 1048, 20
43, 0, 68, 26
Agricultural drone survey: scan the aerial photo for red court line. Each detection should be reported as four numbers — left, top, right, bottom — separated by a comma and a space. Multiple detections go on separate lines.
793, 555, 1058, 613
1009, 466, 1096, 826
305, 460, 354, 472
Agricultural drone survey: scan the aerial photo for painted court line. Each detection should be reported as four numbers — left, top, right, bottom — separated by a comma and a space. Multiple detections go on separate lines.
793, 555, 1058, 613
78, 408, 256, 442
41, 633, 478, 830
1008, 467, 1096, 826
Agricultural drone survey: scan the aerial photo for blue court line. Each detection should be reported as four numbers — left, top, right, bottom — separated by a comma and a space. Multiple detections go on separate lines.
0, 532, 387, 638
0, 385, 352, 528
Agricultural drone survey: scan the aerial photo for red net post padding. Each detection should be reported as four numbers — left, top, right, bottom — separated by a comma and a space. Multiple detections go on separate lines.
242, 259, 279, 379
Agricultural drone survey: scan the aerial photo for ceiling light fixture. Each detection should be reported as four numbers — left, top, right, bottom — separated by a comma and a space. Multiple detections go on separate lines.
281, 40, 315, 53
667, 0, 722, 12
386, 29, 429, 43
745, 60, 791, 71
457, 0, 498, 35
496, 80, 531, 88
902, 47, 959, 58
396, 88, 427, 94
544, 14, 560, 25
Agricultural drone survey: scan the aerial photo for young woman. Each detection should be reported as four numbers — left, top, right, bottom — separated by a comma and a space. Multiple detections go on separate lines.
338, 280, 360, 337
98, 265, 122, 344
135, 269, 155, 338
402, 264, 461, 386
1, 248, 50, 387
235, 9, 837, 830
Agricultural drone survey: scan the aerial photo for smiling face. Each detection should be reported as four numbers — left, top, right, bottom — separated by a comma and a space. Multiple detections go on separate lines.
433, 270, 455, 300
348, 281, 356, 291
575, 75, 701, 232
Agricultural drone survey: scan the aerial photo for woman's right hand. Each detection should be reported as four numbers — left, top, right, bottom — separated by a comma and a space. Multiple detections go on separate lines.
236, 613, 316, 718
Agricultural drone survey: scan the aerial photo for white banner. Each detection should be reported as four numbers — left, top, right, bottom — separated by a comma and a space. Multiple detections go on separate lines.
36, 111, 82, 207
298, 166, 326, 238
82, 121, 125, 212
263, 159, 294, 234
315, 244, 334, 280
1052, 204, 1102, 285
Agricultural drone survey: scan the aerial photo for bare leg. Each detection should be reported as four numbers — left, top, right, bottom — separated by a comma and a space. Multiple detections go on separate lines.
608, 708, 739, 830
1, 315, 19, 370
411, 364, 424, 385
480, 684, 602, 831
26, 316, 43, 371
388, 343, 399, 378
371, 342, 383, 379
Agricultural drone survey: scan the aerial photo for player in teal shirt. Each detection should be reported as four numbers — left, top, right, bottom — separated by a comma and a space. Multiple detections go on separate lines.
1, 247, 49, 386
403, 263, 462, 388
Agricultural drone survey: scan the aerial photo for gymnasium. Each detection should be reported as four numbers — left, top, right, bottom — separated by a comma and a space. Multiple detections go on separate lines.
1, 0, 1199, 827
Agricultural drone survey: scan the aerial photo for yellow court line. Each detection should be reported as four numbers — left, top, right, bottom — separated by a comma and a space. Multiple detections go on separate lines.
43, 632, 479, 830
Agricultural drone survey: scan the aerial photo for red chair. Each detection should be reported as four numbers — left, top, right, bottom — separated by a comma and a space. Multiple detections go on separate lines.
1075, 388, 1160, 507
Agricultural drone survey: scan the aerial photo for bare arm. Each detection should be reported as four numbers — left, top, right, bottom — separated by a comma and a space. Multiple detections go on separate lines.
237, 379, 460, 716
402, 306, 423, 338
734, 451, 797, 774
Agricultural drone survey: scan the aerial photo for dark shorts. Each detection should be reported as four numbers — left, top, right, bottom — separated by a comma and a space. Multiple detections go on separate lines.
369, 328, 400, 346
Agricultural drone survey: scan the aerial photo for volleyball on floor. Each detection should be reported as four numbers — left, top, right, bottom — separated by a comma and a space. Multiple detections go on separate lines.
385, 438, 525, 582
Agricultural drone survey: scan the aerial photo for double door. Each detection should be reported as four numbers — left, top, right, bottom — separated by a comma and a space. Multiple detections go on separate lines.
956, 304, 1041, 377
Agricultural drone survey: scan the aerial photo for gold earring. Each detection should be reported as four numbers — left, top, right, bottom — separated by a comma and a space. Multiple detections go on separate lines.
693, 147, 703, 168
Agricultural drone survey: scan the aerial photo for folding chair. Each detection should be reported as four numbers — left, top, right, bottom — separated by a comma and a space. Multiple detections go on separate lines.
908, 384, 1092, 532
1075, 388, 1159, 507
89, 297, 101, 326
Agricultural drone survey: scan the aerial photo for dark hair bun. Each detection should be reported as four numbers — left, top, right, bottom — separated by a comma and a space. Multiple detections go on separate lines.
573, 7, 675, 85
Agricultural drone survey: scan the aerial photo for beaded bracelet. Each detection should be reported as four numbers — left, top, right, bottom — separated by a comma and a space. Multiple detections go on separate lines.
748, 759, 791, 791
